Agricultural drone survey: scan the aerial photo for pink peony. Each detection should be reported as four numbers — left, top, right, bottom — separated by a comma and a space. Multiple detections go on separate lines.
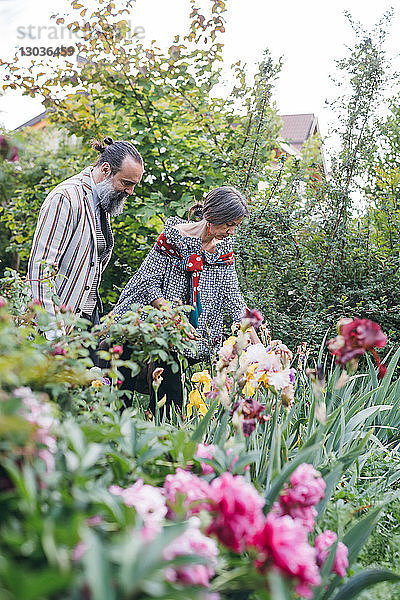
163, 517, 218, 587
207, 473, 265, 553
272, 502, 318, 533
109, 480, 167, 541
163, 468, 211, 519
252, 513, 321, 599
195, 443, 216, 475
315, 530, 349, 578
280, 464, 326, 510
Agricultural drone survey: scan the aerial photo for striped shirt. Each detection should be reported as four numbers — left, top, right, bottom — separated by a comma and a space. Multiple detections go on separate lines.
27, 166, 114, 332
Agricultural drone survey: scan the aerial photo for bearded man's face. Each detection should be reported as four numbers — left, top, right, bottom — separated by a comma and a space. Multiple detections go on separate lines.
95, 177, 128, 216
95, 157, 144, 216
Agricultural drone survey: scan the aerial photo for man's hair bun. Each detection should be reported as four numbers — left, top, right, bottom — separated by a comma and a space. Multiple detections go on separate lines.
91, 137, 114, 154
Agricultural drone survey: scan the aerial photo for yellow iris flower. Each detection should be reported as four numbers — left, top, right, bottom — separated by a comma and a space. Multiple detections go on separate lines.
244, 363, 257, 397
191, 370, 212, 392
186, 389, 209, 418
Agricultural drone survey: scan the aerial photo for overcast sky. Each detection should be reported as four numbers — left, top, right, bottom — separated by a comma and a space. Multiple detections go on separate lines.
0, 0, 399, 145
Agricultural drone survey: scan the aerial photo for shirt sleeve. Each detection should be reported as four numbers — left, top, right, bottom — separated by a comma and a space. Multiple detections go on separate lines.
223, 264, 246, 322
27, 192, 74, 322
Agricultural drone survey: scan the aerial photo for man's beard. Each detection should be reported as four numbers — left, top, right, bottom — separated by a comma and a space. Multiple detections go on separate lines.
95, 177, 128, 217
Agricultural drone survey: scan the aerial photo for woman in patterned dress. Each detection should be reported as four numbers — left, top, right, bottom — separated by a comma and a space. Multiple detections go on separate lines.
113, 186, 259, 415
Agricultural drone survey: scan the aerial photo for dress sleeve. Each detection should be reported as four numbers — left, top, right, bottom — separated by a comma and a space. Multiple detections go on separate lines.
140, 249, 169, 304
114, 248, 169, 319
223, 264, 246, 322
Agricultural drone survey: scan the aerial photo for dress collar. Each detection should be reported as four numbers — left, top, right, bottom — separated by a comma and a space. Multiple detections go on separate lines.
164, 216, 234, 264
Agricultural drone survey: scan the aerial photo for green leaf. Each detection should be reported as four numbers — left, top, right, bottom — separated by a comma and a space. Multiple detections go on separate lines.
331, 569, 400, 600
191, 399, 218, 443
342, 505, 383, 565
82, 529, 116, 600
267, 569, 292, 600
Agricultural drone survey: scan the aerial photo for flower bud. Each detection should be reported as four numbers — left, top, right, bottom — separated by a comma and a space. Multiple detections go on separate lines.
152, 367, 164, 391
110, 345, 123, 356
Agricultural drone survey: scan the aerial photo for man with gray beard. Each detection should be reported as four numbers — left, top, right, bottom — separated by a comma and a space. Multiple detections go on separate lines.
27, 136, 144, 340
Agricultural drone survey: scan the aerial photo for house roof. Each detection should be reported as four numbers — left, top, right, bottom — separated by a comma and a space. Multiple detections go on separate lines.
280, 113, 319, 152
14, 111, 48, 131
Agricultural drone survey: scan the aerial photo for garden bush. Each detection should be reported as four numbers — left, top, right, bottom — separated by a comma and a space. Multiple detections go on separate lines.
1, 279, 400, 599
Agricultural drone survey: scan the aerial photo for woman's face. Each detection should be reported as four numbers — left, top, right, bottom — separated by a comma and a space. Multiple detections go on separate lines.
209, 217, 245, 240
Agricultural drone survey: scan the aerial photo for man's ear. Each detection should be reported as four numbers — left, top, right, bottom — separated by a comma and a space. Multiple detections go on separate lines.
101, 162, 111, 177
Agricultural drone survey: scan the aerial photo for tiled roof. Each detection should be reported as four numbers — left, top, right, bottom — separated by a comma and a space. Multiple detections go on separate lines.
280, 114, 318, 151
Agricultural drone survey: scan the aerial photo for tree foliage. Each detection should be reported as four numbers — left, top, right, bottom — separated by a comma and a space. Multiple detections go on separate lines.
1, 0, 270, 307
1, 3, 400, 355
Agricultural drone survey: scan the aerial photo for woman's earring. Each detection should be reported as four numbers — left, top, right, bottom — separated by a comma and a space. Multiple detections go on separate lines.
206, 222, 211, 237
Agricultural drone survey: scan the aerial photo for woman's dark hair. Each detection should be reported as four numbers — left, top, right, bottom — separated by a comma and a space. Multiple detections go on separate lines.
188, 186, 249, 224
91, 136, 143, 174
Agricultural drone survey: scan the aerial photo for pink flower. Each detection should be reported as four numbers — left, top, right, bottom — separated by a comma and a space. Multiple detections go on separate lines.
16, 387, 57, 473
252, 513, 321, 599
341, 318, 387, 350
0, 296, 7, 308
272, 502, 317, 533
51, 345, 66, 356
241, 307, 264, 330
37, 449, 55, 473
195, 443, 216, 475
109, 480, 167, 541
163, 517, 218, 587
315, 530, 349, 578
277, 464, 325, 532
218, 343, 235, 365
86, 515, 103, 526
207, 473, 265, 553
327, 318, 387, 378
163, 468, 211, 519
72, 541, 87, 562
9, 146, 19, 162
280, 464, 326, 508
110, 345, 123, 355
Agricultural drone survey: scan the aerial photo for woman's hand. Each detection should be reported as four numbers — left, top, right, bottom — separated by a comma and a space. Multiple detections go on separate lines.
152, 297, 168, 310
152, 297, 199, 341
187, 323, 201, 341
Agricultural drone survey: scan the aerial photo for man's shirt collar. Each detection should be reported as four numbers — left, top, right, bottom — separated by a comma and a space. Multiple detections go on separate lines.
89, 168, 100, 210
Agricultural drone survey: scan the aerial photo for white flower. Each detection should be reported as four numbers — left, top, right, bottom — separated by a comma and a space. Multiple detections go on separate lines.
267, 368, 292, 392
245, 343, 269, 364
